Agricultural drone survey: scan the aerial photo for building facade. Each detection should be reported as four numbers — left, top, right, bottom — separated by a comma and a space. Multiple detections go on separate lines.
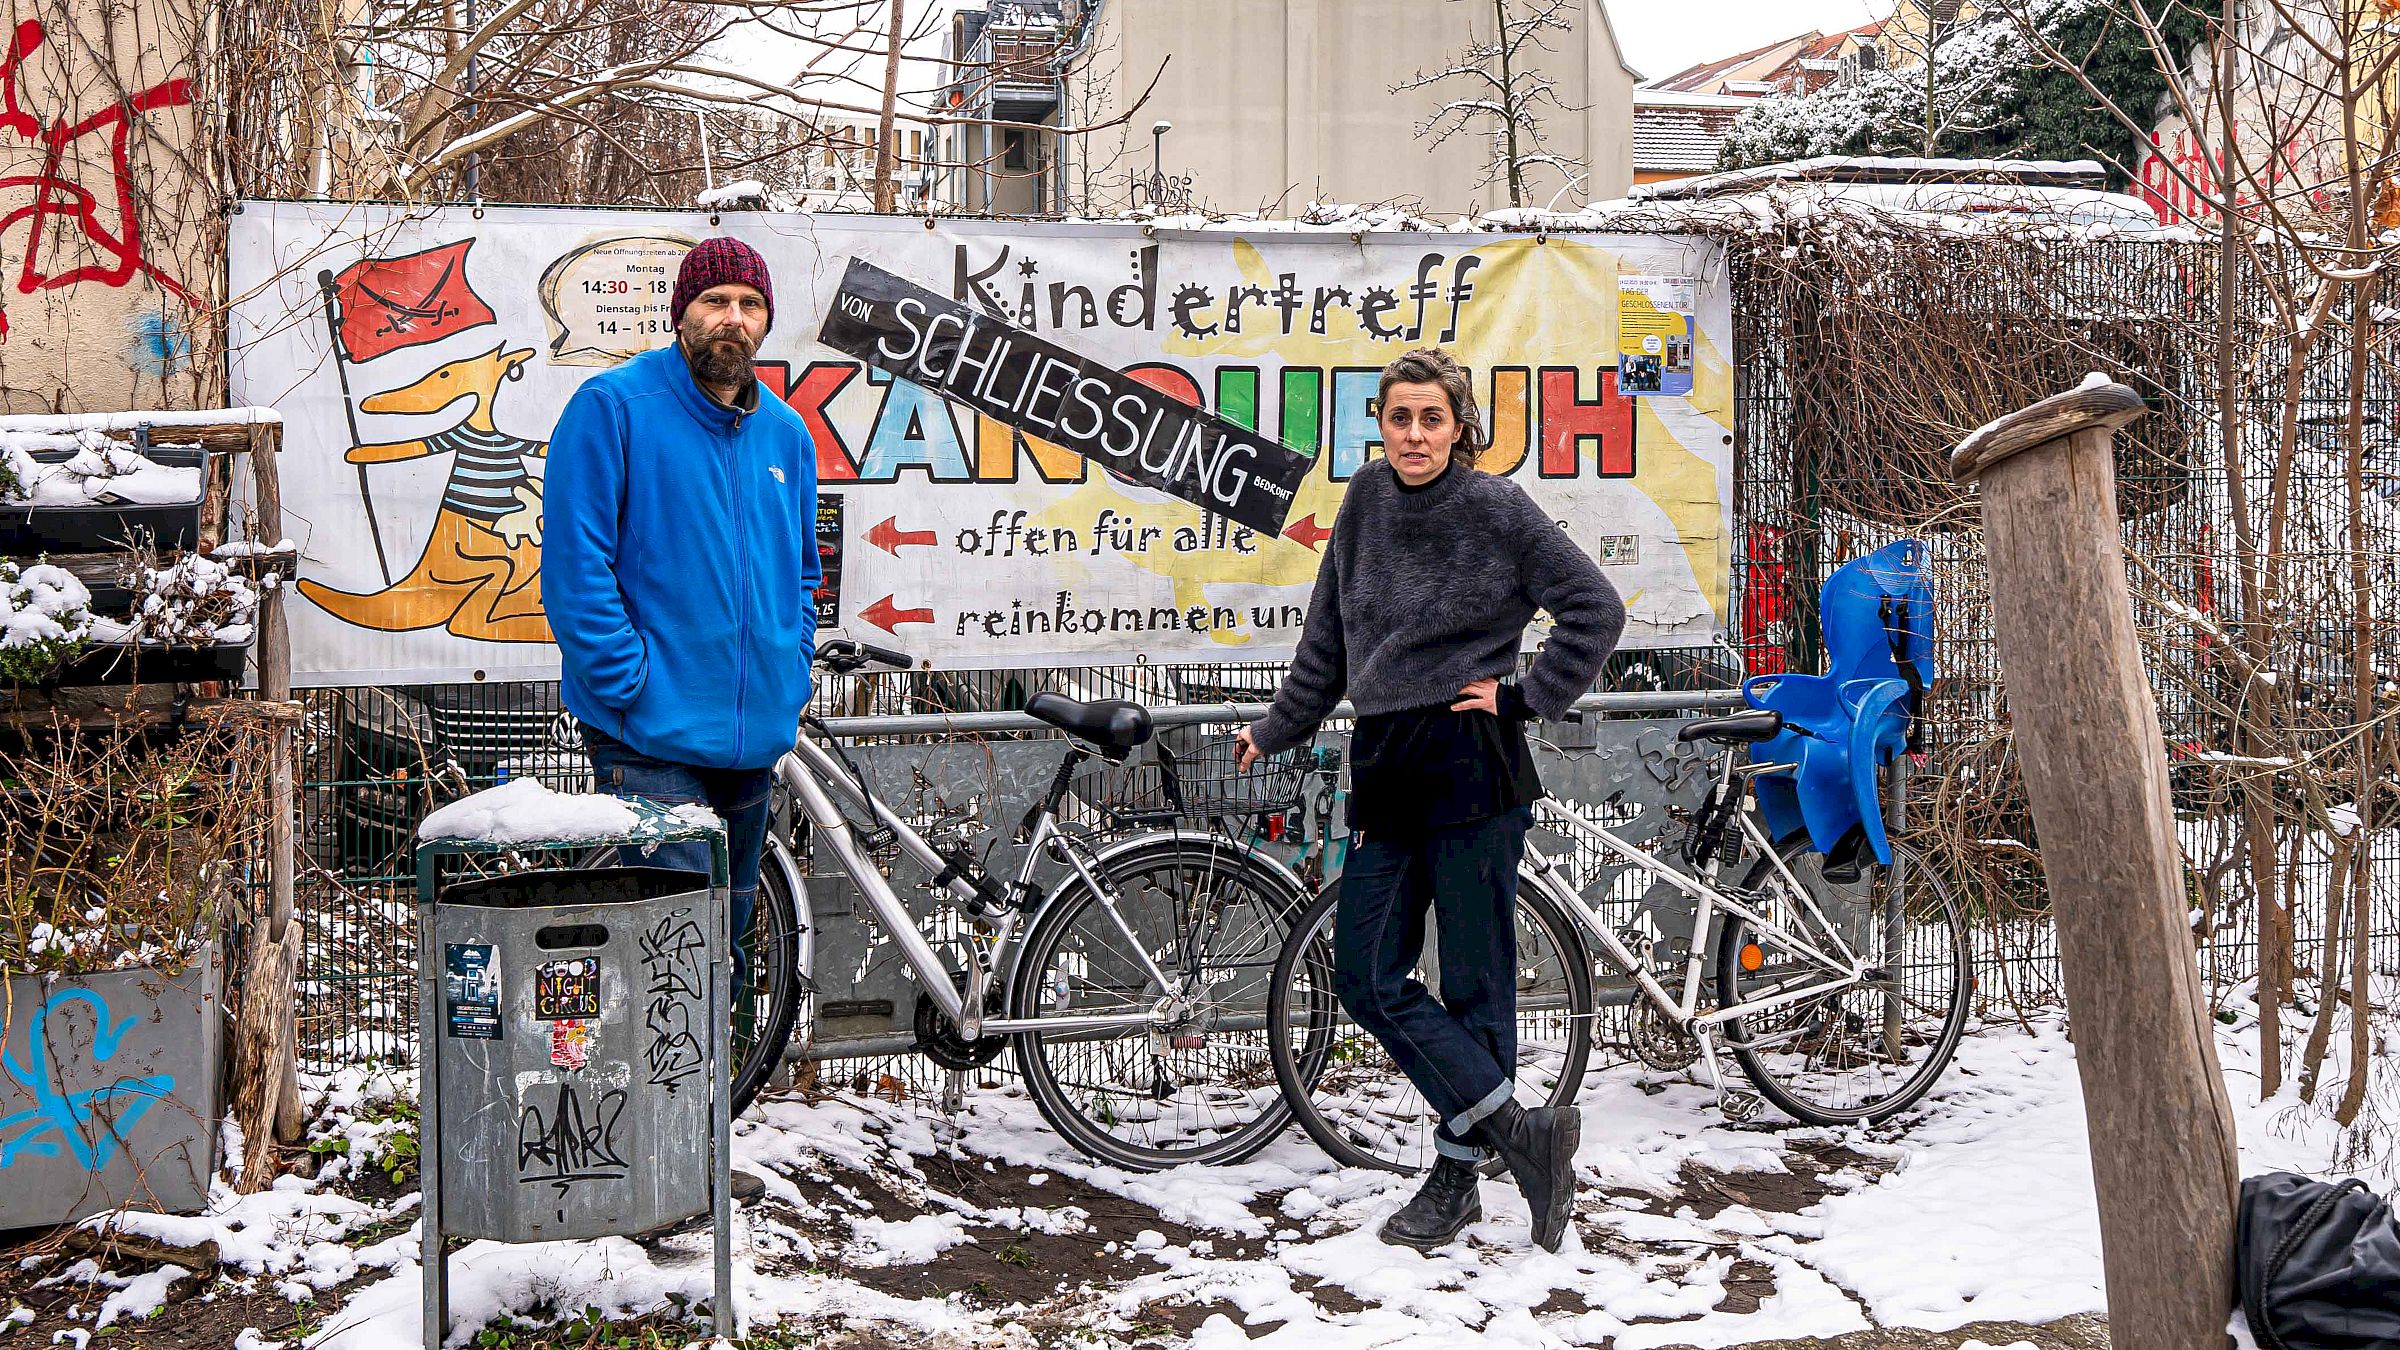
938, 0, 1638, 219
1, 0, 216, 413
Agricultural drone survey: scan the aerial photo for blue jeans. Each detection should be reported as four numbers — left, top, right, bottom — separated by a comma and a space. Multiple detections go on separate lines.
581, 724, 774, 964
1334, 807, 1532, 1162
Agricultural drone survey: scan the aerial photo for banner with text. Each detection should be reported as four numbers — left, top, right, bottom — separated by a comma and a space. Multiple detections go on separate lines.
228, 205, 1734, 685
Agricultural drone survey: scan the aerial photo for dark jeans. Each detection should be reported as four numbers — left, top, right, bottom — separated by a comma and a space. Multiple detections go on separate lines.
1334, 807, 1532, 1162
581, 724, 774, 962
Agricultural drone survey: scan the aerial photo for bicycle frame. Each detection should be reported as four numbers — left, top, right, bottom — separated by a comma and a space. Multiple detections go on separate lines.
1518, 750, 1871, 1039
771, 729, 1283, 1047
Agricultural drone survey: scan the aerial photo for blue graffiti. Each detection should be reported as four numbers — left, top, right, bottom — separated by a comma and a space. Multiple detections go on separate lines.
0, 989, 176, 1171
122, 309, 192, 380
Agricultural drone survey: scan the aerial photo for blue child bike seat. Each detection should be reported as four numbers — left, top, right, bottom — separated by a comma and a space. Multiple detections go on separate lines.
1742, 539, 1933, 865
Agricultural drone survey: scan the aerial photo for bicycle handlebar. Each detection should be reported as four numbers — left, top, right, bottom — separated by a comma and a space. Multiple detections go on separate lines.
815, 638, 913, 674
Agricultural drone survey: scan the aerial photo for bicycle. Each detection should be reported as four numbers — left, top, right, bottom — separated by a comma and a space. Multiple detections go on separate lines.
1267, 706, 1972, 1173
731, 639, 1316, 1171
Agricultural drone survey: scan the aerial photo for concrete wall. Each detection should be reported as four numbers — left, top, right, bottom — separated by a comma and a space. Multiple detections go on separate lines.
0, 0, 217, 413
1077, 0, 1635, 217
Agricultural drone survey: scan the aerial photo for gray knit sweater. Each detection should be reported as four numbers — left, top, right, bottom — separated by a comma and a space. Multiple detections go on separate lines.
1247, 459, 1627, 755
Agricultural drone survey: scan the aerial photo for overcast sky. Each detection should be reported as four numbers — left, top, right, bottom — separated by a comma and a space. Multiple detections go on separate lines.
1606, 0, 1887, 83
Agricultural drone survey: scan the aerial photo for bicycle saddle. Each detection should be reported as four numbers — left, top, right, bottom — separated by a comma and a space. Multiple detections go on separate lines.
1026, 692, 1154, 752
1675, 709, 1785, 744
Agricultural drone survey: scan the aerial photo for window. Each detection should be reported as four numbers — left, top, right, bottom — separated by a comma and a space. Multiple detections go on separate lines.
1003, 128, 1028, 170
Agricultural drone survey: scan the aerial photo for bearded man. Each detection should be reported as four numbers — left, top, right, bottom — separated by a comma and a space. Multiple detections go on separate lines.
543, 238, 821, 1091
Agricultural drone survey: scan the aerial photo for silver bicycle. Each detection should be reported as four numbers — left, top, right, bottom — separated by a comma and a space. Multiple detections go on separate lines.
1267, 707, 1972, 1173
734, 640, 1315, 1171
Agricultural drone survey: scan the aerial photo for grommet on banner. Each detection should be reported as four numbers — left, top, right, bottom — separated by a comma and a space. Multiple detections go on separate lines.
710, 211, 722, 227
924, 216, 937, 230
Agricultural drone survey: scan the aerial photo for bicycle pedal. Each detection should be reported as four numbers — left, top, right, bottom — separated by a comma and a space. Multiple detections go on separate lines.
1717, 1089, 1766, 1124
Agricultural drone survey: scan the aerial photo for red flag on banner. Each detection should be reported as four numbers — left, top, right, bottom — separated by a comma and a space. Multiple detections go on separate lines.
328, 240, 496, 362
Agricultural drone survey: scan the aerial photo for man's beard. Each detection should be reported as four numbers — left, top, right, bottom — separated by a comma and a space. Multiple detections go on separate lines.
681, 320, 757, 387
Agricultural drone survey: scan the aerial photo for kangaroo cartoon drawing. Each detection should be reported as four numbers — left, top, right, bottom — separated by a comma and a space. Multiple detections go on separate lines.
297, 344, 554, 643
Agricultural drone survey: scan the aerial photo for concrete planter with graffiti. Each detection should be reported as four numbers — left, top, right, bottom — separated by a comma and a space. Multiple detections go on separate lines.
0, 947, 224, 1225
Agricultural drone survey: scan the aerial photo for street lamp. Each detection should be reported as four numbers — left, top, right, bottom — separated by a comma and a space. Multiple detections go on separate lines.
1151, 120, 1172, 186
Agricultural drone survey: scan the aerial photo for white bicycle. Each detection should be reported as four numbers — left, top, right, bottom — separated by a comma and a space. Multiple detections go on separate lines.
1267, 707, 1973, 1173
731, 640, 1316, 1171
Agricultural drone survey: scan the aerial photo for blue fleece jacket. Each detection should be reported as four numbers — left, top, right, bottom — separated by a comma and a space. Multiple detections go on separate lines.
543, 344, 821, 771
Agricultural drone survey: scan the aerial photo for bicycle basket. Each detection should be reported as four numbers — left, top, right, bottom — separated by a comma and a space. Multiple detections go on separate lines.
1103, 736, 1307, 826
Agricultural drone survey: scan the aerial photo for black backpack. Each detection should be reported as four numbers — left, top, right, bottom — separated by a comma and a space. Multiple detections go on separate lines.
2239, 1172, 2400, 1349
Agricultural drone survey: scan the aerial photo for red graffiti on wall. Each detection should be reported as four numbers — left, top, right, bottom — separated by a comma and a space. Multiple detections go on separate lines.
0, 18, 196, 339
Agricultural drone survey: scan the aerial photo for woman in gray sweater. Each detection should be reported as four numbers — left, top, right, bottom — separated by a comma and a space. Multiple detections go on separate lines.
1237, 348, 1625, 1253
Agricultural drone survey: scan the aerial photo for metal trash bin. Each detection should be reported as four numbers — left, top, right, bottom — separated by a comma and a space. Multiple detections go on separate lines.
414, 792, 735, 1348
427, 866, 719, 1243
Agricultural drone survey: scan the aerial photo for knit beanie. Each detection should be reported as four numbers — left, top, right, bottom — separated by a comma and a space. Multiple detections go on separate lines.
671, 237, 774, 333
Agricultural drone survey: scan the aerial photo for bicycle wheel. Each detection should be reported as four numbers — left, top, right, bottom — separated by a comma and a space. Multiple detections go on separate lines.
729, 841, 804, 1118
1268, 872, 1594, 1174
565, 841, 801, 1120
1010, 833, 1307, 1171
1716, 835, 1971, 1125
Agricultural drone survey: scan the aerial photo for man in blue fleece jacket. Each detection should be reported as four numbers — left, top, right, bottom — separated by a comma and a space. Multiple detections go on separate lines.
542, 237, 821, 991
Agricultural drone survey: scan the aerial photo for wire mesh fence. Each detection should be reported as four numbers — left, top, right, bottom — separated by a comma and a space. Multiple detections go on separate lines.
290, 231, 2397, 1096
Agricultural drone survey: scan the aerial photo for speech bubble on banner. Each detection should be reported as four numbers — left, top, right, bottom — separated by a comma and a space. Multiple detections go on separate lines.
537, 233, 695, 366
815, 257, 1312, 536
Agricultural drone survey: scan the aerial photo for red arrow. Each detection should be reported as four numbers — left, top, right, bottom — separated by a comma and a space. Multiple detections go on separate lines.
859, 595, 934, 633
867, 517, 937, 554
1283, 514, 1333, 550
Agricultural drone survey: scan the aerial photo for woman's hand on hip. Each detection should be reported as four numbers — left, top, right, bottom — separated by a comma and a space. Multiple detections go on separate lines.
1451, 678, 1500, 715
1235, 726, 1262, 771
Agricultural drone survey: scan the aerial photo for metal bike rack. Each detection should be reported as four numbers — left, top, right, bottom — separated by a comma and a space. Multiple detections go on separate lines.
792, 689, 1747, 1059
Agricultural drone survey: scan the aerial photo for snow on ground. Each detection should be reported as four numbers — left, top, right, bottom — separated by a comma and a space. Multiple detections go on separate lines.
242, 1006, 2369, 1348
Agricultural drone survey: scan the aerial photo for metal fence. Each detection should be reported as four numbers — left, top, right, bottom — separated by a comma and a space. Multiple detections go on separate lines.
291, 232, 2400, 1071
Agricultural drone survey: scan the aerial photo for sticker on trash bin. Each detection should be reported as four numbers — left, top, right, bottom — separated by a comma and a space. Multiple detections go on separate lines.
445, 943, 501, 1040
535, 957, 601, 1020
548, 1018, 593, 1070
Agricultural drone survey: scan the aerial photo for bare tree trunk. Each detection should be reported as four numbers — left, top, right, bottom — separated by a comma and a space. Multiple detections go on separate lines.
2338, 856, 2372, 1122
1924, 26, 1939, 155
2250, 798, 2287, 1090
874, 0, 905, 212
1493, 0, 1525, 208
2206, 30, 2294, 1093
2300, 838, 2350, 1102
2333, 252, 2381, 1129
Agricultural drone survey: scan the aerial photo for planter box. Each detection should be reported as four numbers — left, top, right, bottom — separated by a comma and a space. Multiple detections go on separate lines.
0, 446, 208, 556
0, 946, 223, 1226
51, 640, 250, 688
0, 501, 203, 555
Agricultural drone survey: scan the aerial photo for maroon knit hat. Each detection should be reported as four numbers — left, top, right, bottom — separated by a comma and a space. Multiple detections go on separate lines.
672, 237, 774, 332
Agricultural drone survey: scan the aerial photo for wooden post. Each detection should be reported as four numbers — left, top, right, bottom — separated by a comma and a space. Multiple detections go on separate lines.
227, 419, 306, 1188
1953, 382, 2241, 1350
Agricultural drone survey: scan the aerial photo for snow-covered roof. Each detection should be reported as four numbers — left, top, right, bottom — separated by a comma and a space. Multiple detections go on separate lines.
1634, 155, 2110, 202
1634, 89, 1753, 109
1653, 32, 1817, 94
1633, 102, 1746, 175
1559, 180, 2175, 238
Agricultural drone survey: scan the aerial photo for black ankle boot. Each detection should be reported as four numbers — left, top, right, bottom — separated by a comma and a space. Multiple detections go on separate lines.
1474, 1099, 1581, 1252
1378, 1156, 1482, 1250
